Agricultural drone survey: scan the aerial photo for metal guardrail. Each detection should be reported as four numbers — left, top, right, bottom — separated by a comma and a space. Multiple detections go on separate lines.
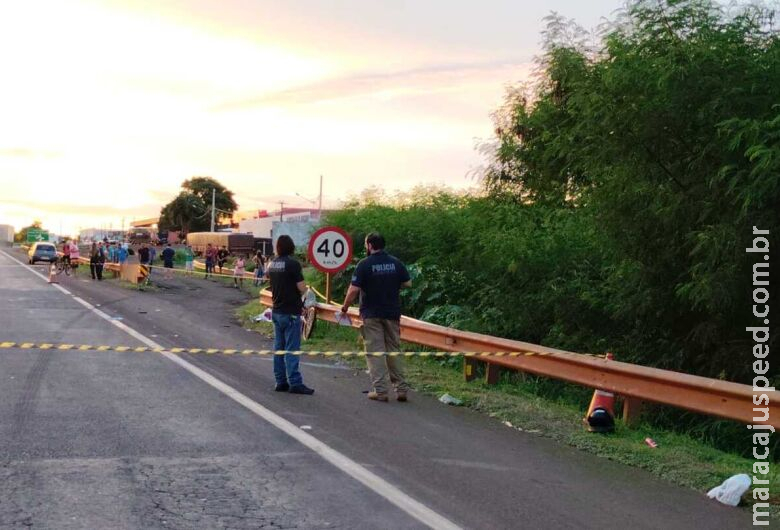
259, 290, 778, 428
34, 251, 777, 427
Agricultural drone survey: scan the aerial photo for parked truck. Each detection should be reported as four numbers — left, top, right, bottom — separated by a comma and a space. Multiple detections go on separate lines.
186, 232, 255, 255
127, 228, 158, 245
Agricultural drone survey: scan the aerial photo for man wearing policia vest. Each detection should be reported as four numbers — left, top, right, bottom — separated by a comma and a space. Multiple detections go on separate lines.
341, 232, 412, 402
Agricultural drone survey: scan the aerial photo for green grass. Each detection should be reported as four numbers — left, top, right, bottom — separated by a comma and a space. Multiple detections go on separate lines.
235, 301, 779, 515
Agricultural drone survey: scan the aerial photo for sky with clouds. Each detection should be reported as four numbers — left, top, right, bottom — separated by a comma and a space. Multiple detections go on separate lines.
0, 0, 624, 235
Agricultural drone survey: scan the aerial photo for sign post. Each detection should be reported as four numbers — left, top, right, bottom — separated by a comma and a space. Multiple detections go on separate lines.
307, 226, 353, 304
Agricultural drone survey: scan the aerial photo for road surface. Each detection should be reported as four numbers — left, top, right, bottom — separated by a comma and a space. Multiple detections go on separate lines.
0, 248, 751, 529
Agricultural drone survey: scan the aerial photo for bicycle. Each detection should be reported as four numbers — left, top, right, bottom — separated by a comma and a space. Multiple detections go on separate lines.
55, 256, 72, 276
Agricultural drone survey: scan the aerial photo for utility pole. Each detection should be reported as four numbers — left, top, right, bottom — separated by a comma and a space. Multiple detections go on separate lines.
210, 188, 216, 232
279, 201, 285, 222
318, 174, 323, 219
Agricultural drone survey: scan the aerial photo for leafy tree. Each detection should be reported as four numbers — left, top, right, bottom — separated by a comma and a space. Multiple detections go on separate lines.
159, 192, 209, 233
183, 176, 238, 218
481, 0, 779, 380
158, 177, 238, 234
14, 220, 42, 243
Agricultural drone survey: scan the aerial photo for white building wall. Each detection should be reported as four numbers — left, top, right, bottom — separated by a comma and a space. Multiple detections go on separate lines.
272, 220, 316, 249
0, 224, 14, 243
238, 217, 278, 238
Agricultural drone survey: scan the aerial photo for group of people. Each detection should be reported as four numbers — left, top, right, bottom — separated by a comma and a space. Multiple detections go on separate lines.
65, 238, 266, 286
266, 232, 410, 402
136, 242, 189, 280
60, 239, 133, 281
202, 244, 229, 278
60, 239, 193, 282
62, 231, 409, 402
201, 243, 267, 289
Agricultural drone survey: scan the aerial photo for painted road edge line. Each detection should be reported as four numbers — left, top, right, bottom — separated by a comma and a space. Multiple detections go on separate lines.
0, 248, 461, 530
1, 250, 72, 296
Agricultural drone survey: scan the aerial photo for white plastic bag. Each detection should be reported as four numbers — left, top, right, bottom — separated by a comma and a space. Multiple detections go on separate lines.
253, 308, 273, 323
438, 393, 463, 406
706, 474, 751, 507
303, 288, 317, 309
334, 311, 352, 327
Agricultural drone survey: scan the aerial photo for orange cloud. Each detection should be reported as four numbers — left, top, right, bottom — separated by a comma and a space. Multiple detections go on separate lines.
212, 59, 531, 110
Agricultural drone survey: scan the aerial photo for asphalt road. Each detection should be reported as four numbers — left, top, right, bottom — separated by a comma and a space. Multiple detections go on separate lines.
0, 247, 752, 529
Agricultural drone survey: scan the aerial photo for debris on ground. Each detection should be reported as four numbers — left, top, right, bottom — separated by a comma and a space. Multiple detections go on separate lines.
644, 437, 659, 448
438, 393, 463, 406
706, 474, 751, 507
253, 309, 273, 322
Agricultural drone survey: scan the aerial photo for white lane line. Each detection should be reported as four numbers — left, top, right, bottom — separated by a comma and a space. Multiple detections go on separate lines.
1, 248, 461, 530
1, 250, 72, 296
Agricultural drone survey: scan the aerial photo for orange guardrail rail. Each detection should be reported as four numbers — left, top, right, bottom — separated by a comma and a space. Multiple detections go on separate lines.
259, 289, 778, 428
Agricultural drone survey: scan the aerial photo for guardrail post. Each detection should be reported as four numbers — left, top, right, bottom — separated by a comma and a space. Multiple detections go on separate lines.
464, 357, 480, 382
622, 397, 644, 427
486, 363, 501, 385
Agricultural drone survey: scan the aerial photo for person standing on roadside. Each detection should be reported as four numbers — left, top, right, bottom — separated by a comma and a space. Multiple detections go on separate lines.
217, 245, 229, 274
62, 239, 71, 266
90, 242, 106, 281
148, 244, 157, 278
69, 240, 80, 269
161, 243, 176, 280
204, 243, 216, 279
253, 251, 265, 287
96, 241, 106, 280
137, 244, 151, 285
233, 254, 246, 289
138, 243, 150, 268
89, 242, 99, 280
138, 243, 150, 265
118, 243, 128, 265
184, 245, 194, 276
266, 235, 314, 395
341, 232, 412, 402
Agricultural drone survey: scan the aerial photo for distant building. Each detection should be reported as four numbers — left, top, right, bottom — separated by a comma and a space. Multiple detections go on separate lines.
0, 224, 13, 244
238, 208, 327, 239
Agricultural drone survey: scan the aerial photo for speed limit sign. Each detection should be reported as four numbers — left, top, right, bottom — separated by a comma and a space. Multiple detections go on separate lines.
308, 226, 353, 273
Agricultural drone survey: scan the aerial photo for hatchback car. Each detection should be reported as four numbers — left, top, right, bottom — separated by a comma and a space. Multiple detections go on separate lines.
28, 242, 58, 264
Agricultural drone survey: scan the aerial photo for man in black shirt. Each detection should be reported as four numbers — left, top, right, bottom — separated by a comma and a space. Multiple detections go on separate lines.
217, 246, 229, 274
138, 244, 150, 265
266, 235, 314, 395
137, 244, 151, 285
161, 243, 176, 280
341, 232, 411, 402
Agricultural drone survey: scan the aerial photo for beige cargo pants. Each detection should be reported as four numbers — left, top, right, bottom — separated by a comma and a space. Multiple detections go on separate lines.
361, 318, 409, 395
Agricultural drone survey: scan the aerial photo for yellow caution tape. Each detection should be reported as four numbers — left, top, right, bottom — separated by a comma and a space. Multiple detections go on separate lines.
0, 341, 607, 358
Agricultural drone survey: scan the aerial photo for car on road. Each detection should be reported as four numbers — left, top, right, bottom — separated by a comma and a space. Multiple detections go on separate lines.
28, 242, 58, 264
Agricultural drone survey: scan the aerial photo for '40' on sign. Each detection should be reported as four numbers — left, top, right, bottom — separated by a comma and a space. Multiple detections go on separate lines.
308, 227, 353, 273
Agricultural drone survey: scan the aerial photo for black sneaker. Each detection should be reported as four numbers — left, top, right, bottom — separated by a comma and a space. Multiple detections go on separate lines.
289, 384, 314, 395
274, 383, 290, 392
